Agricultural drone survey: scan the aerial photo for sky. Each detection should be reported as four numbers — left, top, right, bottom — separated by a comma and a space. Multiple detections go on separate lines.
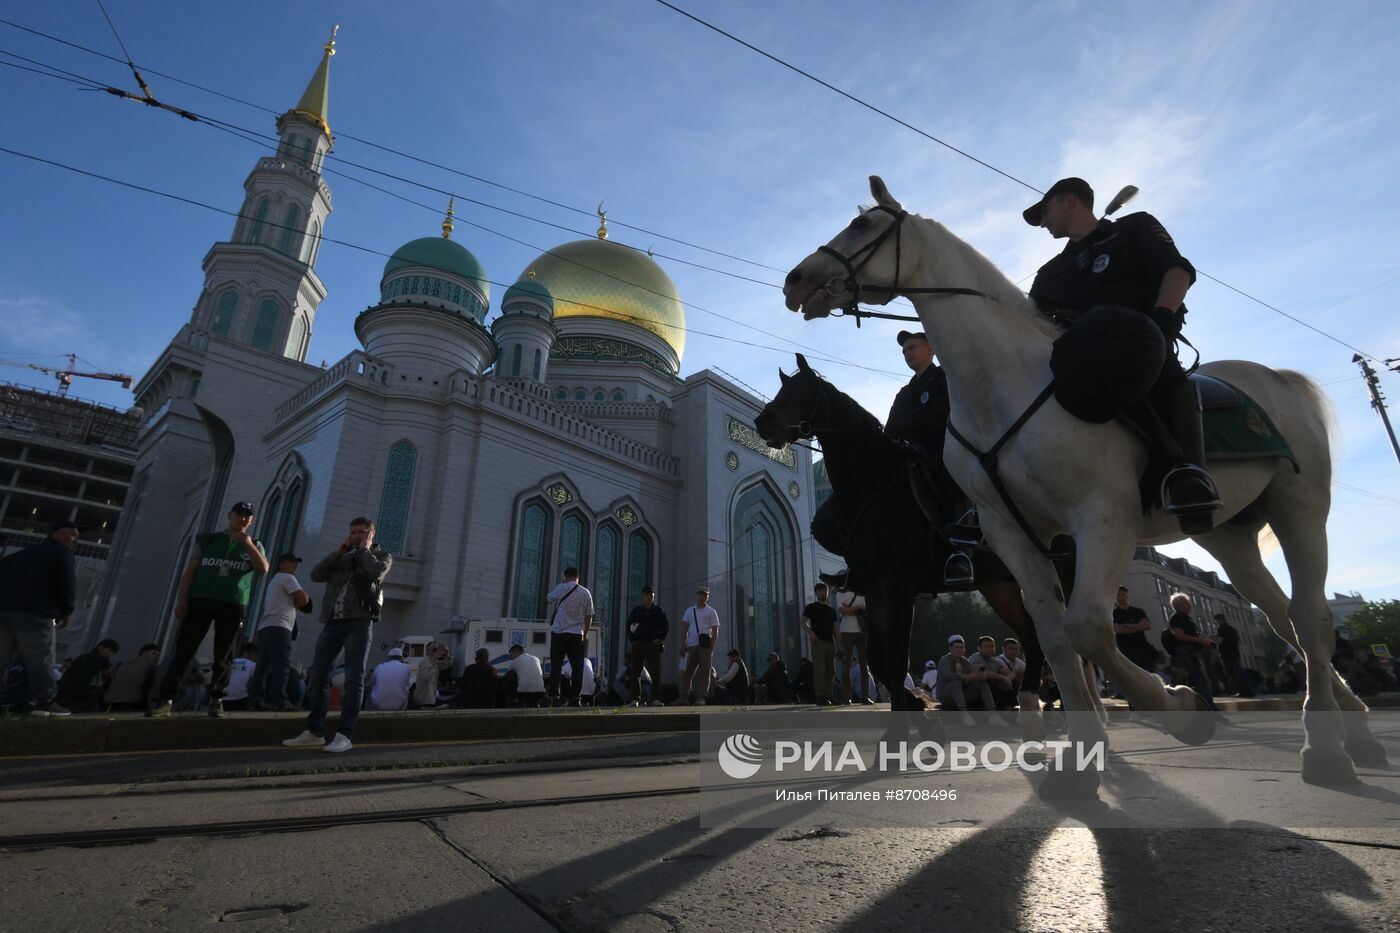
1, 0, 1398, 599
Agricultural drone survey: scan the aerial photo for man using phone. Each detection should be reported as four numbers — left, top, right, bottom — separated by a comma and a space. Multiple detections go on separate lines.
282, 516, 392, 753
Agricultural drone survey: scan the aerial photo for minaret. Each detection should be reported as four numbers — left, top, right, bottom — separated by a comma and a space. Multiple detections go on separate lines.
188, 27, 338, 361
492, 267, 557, 386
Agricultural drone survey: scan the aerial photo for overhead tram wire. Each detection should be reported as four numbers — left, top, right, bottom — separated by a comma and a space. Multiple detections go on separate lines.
650, 0, 1389, 362
0, 25, 930, 318
0, 144, 904, 380
187, 117, 901, 380
0, 15, 790, 277
0, 53, 904, 380
0, 49, 907, 377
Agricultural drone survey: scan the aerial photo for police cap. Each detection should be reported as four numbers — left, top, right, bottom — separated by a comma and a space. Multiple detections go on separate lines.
1023, 177, 1094, 225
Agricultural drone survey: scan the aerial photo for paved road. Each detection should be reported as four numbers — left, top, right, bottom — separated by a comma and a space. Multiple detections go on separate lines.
2, 718, 1397, 931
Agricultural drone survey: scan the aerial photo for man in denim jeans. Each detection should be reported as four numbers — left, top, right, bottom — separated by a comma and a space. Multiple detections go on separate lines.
282, 517, 392, 753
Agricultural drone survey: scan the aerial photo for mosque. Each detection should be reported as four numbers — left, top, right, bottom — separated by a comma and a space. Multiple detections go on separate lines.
90, 32, 818, 685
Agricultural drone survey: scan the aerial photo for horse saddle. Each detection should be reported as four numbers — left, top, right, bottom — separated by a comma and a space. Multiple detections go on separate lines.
1125, 374, 1298, 515
1194, 374, 1297, 466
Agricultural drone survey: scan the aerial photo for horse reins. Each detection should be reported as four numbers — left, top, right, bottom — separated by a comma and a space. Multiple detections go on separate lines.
812, 214, 1068, 557
816, 204, 991, 326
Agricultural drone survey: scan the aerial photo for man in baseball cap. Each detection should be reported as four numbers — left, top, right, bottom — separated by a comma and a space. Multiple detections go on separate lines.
1022, 177, 1094, 227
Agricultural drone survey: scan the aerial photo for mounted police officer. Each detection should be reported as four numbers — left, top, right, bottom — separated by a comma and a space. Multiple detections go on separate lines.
819, 330, 975, 590
1023, 177, 1221, 519
886, 330, 976, 586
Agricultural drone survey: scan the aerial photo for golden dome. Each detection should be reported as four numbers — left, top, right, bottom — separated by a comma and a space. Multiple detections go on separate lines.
524, 238, 685, 359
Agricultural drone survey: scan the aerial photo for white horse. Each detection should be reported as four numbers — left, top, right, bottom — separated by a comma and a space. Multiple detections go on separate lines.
783, 176, 1388, 791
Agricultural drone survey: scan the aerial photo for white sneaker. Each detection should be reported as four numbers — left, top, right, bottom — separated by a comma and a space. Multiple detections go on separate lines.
323, 734, 353, 753
281, 730, 324, 748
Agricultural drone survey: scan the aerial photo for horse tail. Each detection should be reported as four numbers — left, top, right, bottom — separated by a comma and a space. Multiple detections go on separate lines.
1275, 368, 1338, 444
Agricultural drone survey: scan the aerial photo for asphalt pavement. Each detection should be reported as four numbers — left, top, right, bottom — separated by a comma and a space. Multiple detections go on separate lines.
1, 715, 1397, 932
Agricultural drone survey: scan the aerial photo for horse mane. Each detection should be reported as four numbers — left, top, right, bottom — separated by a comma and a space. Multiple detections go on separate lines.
805, 371, 907, 484
909, 212, 1064, 342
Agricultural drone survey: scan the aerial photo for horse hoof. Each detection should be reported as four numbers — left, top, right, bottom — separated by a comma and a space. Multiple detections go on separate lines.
1036, 765, 1101, 801
1161, 688, 1216, 746
1301, 748, 1360, 785
1343, 736, 1391, 770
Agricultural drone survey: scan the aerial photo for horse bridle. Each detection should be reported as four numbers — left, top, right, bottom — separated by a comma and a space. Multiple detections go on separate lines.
816, 205, 992, 322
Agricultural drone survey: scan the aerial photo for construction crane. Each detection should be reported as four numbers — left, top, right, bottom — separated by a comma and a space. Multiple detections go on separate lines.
0, 354, 133, 396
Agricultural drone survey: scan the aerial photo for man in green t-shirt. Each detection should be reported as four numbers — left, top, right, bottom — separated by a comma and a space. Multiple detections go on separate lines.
148, 500, 269, 718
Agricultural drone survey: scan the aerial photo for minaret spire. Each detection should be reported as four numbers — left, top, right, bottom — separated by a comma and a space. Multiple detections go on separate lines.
442, 196, 455, 239
292, 25, 337, 140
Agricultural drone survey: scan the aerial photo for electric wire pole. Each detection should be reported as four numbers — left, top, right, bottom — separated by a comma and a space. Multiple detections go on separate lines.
1354, 354, 1400, 468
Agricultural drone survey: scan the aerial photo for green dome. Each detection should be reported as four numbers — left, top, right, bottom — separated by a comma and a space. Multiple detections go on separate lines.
382, 236, 490, 303
502, 276, 554, 312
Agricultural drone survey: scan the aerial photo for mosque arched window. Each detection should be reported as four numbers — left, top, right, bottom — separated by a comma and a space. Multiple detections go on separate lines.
626, 530, 653, 615
375, 440, 417, 555
611, 390, 625, 403
278, 204, 301, 255
511, 344, 523, 377
251, 300, 280, 351
558, 511, 588, 581
512, 500, 552, 620
731, 482, 800, 667
594, 523, 620, 672
533, 349, 543, 381
573, 389, 586, 401
593, 390, 605, 402
285, 315, 307, 360
211, 291, 238, 337
248, 197, 270, 244
554, 387, 567, 401
300, 219, 319, 265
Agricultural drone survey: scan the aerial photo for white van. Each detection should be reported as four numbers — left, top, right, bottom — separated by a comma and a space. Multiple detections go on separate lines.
432, 618, 604, 683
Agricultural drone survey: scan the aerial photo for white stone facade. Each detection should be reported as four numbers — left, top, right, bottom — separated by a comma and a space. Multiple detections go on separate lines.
91, 65, 816, 690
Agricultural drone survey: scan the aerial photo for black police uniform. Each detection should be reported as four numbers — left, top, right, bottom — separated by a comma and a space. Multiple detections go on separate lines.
1030, 211, 1219, 517
885, 363, 950, 453
1029, 212, 1196, 396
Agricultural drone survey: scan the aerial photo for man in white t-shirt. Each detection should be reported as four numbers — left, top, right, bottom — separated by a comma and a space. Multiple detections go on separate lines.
248, 553, 310, 711
505, 644, 546, 707
674, 586, 720, 705
545, 567, 595, 707
920, 659, 939, 692
222, 644, 259, 710
366, 647, 412, 710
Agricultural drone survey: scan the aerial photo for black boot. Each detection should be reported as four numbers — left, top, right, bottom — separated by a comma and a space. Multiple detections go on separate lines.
1160, 381, 1222, 517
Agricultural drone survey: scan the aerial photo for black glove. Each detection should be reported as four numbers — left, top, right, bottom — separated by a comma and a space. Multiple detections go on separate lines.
298, 597, 315, 615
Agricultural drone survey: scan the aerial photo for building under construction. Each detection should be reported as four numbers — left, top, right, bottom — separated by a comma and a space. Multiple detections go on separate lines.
0, 382, 142, 653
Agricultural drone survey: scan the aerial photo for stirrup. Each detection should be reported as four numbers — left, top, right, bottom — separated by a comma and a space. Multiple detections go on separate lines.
1160, 464, 1223, 514
943, 551, 975, 587
945, 508, 983, 547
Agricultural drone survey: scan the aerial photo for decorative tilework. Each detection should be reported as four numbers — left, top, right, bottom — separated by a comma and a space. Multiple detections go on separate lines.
725, 415, 796, 469
376, 440, 417, 554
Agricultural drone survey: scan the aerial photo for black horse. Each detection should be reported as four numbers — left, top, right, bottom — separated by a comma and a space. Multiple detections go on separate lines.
755, 355, 1075, 739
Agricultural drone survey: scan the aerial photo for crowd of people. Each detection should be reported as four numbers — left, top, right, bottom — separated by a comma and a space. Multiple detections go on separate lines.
5, 506, 1397, 755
